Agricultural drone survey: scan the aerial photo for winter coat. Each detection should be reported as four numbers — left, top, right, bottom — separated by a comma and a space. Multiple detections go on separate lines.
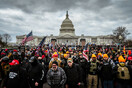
64, 63, 82, 86
4, 65, 29, 88
28, 62, 44, 87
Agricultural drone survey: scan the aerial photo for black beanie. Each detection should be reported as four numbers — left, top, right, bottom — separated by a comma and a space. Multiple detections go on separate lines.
52, 61, 58, 66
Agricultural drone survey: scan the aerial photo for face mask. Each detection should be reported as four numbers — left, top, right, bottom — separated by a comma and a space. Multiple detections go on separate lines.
31, 59, 37, 66
119, 62, 125, 67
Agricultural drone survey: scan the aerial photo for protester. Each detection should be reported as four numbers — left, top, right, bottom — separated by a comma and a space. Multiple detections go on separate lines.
99, 54, 116, 88
64, 58, 82, 88
47, 61, 67, 88
3, 60, 29, 88
87, 54, 99, 88
28, 56, 44, 88
116, 56, 132, 88
0, 44, 132, 88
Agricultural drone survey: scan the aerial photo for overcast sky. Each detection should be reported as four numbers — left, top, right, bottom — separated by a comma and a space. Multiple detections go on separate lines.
0, 0, 132, 43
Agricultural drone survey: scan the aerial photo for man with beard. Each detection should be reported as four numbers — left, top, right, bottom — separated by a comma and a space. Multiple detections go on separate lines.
47, 61, 67, 88
28, 56, 44, 88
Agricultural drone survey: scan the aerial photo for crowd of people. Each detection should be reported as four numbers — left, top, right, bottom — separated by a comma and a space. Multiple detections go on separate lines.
0, 45, 132, 88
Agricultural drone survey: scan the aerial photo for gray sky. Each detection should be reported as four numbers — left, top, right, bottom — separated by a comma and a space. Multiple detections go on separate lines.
0, 0, 132, 43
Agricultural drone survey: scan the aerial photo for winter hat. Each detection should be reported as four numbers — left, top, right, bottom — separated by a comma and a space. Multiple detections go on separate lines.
53, 52, 58, 57
66, 51, 69, 54
92, 54, 96, 58
98, 53, 102, 56
52, 61, 58, 66
103, 54, 108, 58
118, 56, 126, 63
64, 54, 68, 58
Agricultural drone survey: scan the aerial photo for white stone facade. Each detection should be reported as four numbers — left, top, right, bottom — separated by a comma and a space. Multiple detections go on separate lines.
16, 11, 113, 46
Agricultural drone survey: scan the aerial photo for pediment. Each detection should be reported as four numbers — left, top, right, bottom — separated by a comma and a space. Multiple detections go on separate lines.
57, 34, 78, 39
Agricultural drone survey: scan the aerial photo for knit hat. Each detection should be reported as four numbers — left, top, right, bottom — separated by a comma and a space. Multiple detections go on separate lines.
64, 54, 68, 58
118, 56, 126, 63
66, 51, 69, 54
92, 54, 96, 58
98, 53, 102, 56
52, 61, 58, 66
103, 54, 108, 58
53, 52, 58, 57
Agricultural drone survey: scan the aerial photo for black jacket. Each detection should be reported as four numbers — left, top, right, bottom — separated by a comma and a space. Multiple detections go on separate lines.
4, 65, 29, 88
99, 61, 114, 80
64, 63, 82, 85
28, 62, 44, 84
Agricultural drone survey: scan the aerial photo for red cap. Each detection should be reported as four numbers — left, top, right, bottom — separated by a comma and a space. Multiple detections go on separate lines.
44, 50, 48, 53
42, 55, 45, 59
13, 50, 18, 52
128, 56, 132, 61
1, 52, 6, 55
128, 50, 131, 56
9, 60, 19, 65
53, 54, 58, 57
35, 55, 39, 57
5, 49, 8, 51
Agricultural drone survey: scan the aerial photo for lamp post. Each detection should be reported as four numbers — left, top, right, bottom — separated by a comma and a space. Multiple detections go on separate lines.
119, 35, 123, 50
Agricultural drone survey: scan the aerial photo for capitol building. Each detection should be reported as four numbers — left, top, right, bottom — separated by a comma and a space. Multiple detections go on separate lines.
16, 11, 113, 46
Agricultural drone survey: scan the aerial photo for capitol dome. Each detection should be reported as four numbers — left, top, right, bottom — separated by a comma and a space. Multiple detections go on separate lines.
59, 11, 76, 36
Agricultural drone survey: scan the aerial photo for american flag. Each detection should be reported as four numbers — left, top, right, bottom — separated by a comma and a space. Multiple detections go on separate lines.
83, 43, 89, 61
38, 36, 47, 47
35, 36, 47, 55
21, 31, 33, 45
